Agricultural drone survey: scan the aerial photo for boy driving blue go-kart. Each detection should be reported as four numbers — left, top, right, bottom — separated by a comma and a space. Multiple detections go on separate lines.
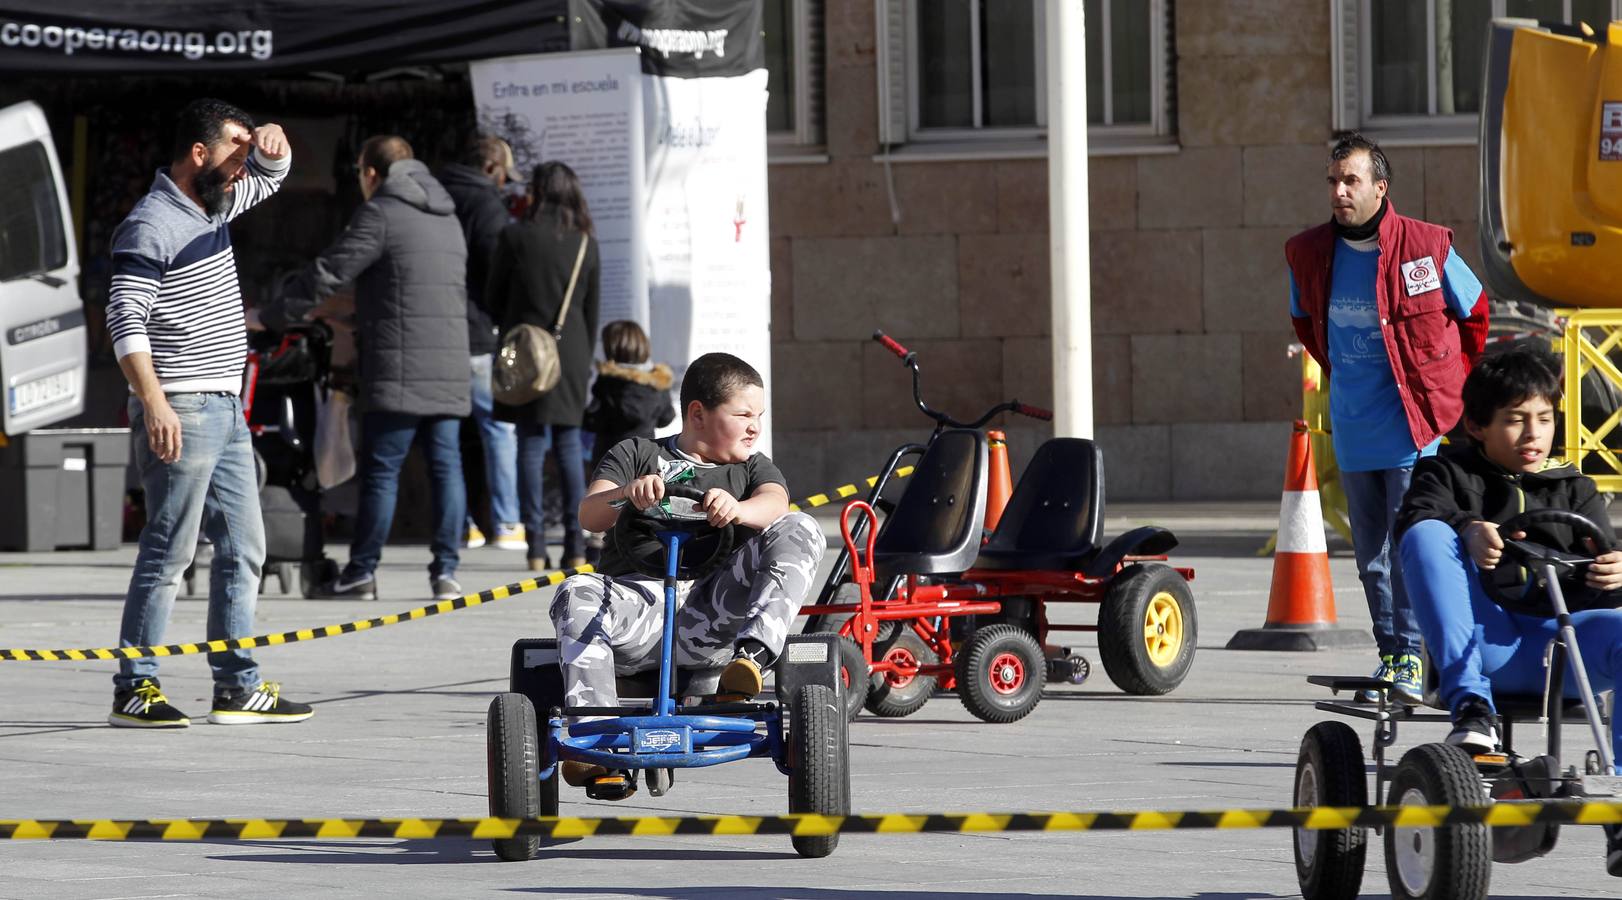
1394, 347, 1622, 875
554, 352, 826, 790
487, 352, 848, 862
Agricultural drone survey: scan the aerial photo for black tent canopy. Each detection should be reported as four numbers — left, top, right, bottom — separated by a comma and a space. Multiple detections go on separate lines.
0, 1, 569, 75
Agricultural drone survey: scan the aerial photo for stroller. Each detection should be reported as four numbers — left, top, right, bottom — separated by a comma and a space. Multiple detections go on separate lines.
184, 321, 341, 598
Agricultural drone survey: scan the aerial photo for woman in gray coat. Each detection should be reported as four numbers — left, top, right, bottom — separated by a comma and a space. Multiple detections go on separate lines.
487, 161, 600, 569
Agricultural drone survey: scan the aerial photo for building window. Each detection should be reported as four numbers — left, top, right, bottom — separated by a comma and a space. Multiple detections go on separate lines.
764, 0, 824, 149
1338, 0, 1617, 138
882, 0, 1174, 151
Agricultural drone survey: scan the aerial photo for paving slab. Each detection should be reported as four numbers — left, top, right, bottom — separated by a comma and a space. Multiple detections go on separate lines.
0, 504, 1617, 898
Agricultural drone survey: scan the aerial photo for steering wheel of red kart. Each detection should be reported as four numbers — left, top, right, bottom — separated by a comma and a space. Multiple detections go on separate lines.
1483, 509, 1612, 612
607, 482, 737, 580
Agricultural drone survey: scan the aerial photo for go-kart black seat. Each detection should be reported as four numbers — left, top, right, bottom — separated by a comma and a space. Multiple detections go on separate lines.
973, 438, 1107, 571
871, 428, 988, 576
616, 666, 726, 700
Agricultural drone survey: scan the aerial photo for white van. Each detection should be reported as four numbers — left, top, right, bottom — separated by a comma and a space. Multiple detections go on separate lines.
0, 100, 87, 436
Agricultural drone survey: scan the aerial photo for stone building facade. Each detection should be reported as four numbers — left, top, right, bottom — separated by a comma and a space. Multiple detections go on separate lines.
764, 0, 1491, 501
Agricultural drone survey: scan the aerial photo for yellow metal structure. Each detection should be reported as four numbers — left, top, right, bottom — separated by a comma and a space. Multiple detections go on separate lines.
1558, 308, 1622, 492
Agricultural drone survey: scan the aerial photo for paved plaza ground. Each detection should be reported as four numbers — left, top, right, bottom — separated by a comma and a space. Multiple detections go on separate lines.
1, 503, 1619, 898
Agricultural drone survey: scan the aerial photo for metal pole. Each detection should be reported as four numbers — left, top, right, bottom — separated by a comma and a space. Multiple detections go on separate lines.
1047, 0, 1093, 438
1542, 563, 1614, 773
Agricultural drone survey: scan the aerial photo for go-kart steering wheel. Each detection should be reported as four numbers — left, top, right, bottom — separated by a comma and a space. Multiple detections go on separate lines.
607, 482, 736, 580
1482, 509, 1612, 613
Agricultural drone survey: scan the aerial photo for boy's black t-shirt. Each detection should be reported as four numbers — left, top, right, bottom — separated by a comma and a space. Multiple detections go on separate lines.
592, 435, 788, 577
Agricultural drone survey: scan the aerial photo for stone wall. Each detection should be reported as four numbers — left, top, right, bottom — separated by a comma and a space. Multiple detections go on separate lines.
767, 0, 1484, 502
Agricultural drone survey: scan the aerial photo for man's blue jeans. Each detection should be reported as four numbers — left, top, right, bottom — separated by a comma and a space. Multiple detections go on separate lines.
1401, 519, 1622, 767
1342, 466, 1424, 656
117, 393, 264, 693
468, 354, 518, 527
344, 411, 464, 581
517, 422, 585, 562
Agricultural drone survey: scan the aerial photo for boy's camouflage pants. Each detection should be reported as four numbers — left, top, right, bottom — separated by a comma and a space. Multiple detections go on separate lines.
550, 511, 825, 712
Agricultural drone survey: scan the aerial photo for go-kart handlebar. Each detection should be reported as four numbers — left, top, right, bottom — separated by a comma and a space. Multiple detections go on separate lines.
1497, 509, 1614, 565
609, 481, 736, 579
870, 331, 1050, 431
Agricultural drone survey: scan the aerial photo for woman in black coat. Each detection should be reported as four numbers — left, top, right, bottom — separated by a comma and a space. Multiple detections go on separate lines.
487, 161, 600, 569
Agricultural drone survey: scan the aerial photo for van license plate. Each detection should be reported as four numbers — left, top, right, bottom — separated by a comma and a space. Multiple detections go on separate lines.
9, 369, 76, 416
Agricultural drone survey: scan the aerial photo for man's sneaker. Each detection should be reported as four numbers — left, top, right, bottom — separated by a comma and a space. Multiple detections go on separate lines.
466, 523, 487, 549
1356, 654, 1395, 704
1391, 653, 1425, 705
208, 682, 314, 725
492, 523, 527, 551
1446, 696, 1499, 754
1604, 824, 1622, 876
431, 575, 464, 601
312, 574, 377, 601
109, 680, 190, 728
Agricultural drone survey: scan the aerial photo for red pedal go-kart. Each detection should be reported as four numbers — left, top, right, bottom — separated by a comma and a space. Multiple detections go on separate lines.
800, 332, 1198, 723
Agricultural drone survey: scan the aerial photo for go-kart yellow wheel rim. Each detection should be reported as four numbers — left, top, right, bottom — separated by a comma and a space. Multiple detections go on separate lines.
1143, 591, 1184, 667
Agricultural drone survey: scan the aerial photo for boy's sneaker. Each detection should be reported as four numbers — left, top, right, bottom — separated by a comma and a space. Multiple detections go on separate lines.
465, 523, 487, 549
1356, 654, 1395, 704
718, 639, 772, 700
432, 575, 464, 601
1390, 653, 1425, 705
561, 761, 637, 801
311, 573, 377, 601
492, 523, 527, 551
1445, 696, 1499, 754
208, 681, 314, 725
1605, 824, 1622, 876
109, 679, 190, 728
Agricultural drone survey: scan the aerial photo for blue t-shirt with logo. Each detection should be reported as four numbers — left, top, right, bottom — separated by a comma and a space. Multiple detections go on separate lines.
1288, 240, 1482, 472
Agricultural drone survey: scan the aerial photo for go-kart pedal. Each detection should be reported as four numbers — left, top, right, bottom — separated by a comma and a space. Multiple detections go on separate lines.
561, 760, 639, 801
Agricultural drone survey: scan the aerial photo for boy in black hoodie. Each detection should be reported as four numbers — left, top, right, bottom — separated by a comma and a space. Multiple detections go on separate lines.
584, 320, 676, 472
1395, 347, 1622, 876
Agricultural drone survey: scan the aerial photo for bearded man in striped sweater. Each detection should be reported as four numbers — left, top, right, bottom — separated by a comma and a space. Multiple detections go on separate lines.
104, 98, 313, 729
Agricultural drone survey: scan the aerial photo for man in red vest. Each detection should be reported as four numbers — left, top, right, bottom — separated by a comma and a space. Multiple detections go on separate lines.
1285, 134, 1489, 704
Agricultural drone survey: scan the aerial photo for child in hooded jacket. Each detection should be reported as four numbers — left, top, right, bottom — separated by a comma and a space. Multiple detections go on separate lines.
584, 320, 676, 472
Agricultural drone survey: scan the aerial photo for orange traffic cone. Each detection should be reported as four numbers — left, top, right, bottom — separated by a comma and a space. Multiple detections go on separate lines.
984, 430, 1013, 532
1227, 421, 1373, 651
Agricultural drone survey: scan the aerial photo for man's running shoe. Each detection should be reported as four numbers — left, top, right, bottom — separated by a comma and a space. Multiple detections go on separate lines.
208, 682, 314, 725
1355, 654, 1395, 704
492, 523, 527, 551
1445, 696, 1499, 754
109, 679, 190, 728
466, 523, 487, 549
311, 574, 377, 601
1391, 652, 1425, 706
432, 575, 464, 601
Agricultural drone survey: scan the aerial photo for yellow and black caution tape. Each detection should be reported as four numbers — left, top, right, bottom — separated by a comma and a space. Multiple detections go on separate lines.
5, 801, 1622, 841
787, 466, 913, 512
0, 566, 593, 662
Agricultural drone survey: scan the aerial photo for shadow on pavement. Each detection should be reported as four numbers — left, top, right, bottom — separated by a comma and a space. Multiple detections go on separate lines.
207, 839, 792, 865
506, 890, 1303, 899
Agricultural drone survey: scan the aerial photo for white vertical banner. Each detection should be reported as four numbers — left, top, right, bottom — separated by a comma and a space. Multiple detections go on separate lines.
641, 69, 772, 452
469, 48, 648, 326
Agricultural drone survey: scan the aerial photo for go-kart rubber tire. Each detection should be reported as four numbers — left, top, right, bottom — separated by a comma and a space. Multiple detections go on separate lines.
1383, 743, 1490, 900
865, 626, 937, 718
788, 683, 849, 858
954, 624, 1044, 724
806, 615, 876, 721
1097, 564, 1196, 696
1293, 721, 1368, 900
488, 692, 556, 861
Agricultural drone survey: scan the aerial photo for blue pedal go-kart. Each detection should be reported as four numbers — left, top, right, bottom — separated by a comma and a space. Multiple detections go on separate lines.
487, 484, 851, 860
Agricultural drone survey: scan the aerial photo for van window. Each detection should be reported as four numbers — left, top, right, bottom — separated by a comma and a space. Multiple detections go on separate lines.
0, 141, 69, 282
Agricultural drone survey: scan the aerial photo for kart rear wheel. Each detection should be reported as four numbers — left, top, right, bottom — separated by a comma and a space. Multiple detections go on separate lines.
788, 683, 850, 858
1384, 743, 1491, 900
488, 692, 556, 861
954, 624, 1044, 723
1293, 721, 1368, 900
807, 616, 873, 721
1098, 564, 1196, 696
865, 626, 937, 718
